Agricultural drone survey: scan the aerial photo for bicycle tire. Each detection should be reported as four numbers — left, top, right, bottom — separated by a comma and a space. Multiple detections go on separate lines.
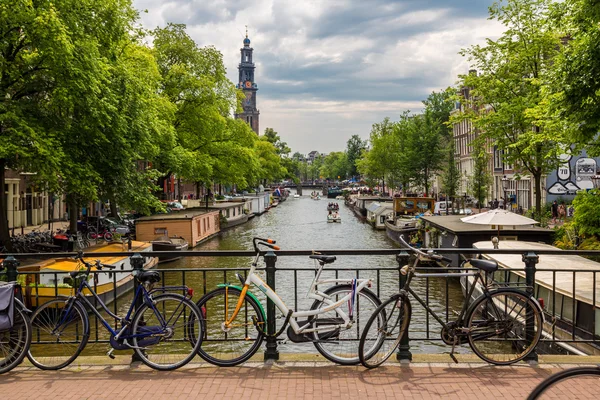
103, 232, 113, 242
358, 293, 411, 368
27, 297, 89, 370
466, 289, 542, 365
131, 293, 203, 371
195, 287, 265, 367
527, 366, 600, 399
310, 285, 382, 365
0, 304, 32, 374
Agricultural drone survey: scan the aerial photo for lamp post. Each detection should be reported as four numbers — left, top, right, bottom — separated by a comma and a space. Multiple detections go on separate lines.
501, 175, 509, 210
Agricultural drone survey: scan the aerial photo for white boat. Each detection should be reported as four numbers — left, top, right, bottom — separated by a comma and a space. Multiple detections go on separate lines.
293, 194, 300, 198
327, 214, 341, 223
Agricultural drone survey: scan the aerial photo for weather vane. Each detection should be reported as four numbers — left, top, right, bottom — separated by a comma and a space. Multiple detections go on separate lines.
245, 25, 248, 38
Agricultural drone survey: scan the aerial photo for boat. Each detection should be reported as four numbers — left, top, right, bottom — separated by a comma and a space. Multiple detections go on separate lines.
327, 214, 341, 223
327, 187, 343, 199
293, 194, 300, 198
152, 236, 189, 263
327, 203, 339, 211
312, 196, 321, 200
385, 216, 419, 245
19, 240, 158, 308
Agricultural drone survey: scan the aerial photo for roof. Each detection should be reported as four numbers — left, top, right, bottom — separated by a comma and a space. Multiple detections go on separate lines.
421, 214, 550, 234
136, 210, 217, 222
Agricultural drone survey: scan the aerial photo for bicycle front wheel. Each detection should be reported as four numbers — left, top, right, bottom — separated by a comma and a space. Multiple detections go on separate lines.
131, 294, 202, 371
195, 287, 265, 367
310, 285, 382, 365
27, 297, 89, 370
467, 289, 542, 365
0, 304, 32, 374
528, 366, 600, 399
359, 293, 411, 368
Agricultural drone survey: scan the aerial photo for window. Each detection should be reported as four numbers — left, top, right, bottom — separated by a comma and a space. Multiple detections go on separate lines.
154, 227, 168, 235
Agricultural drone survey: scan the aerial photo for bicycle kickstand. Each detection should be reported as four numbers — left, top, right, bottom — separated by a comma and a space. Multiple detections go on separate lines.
449, 339, 459, 364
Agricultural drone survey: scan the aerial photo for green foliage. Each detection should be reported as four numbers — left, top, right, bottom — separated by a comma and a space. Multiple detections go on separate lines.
441, 141, 460, 200
320, 152, 348, 181
469, 140, 492, 210
457, 0, 569, 219
345, 135, 367, 178
572, 189, 600, 237
553, 221, 578, 249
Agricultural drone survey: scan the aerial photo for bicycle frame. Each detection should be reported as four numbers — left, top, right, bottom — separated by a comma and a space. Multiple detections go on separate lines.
225, 252, 372, 335
400, 253, 483, 329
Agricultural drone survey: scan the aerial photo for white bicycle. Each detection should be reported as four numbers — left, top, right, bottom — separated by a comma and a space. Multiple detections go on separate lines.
195, 237, 383, 366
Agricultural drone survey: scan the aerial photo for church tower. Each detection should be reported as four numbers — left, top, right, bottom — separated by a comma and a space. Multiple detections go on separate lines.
235, 29, 260, 134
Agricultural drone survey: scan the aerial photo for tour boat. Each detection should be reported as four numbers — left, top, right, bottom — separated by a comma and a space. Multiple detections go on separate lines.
327, 214, 341, 223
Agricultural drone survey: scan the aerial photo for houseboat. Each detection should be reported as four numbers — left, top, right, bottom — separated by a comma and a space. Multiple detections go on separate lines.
19, 241, 157, 308
385, 197, 435, 245
352, 196, 390, 219
135, 209, 220, 247
469, 240, 600, 356
207, 202, 249, 230
366, 202, 394, 230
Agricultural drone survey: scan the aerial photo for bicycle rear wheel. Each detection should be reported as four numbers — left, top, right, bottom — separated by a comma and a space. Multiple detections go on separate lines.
131, 294, 202, 371
528, 366, 600, 400
467, 289, 542, 365
359, 293, 411, 368
0, 304, 32, 374
27, 297, 89, 370
310, 285, 382, 365
195, 287, 265, 367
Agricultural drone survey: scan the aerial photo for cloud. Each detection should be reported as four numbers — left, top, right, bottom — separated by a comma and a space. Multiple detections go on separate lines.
132, 0, 504, 153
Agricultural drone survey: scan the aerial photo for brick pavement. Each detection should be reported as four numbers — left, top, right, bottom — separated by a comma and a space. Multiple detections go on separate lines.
1, 362, 595, 400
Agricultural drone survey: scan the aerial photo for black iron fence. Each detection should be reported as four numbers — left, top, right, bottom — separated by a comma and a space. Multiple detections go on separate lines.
3, 246, 600, 362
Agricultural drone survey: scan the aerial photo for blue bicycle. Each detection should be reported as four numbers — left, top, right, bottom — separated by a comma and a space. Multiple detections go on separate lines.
27, 255, 203, 371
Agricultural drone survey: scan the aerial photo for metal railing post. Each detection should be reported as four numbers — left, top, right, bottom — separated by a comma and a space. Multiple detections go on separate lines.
130, 253, 145, 363
263, 249, 279, 361
4, 256, 19, 283
522, 251, 539, 364
395, 251, 412, 363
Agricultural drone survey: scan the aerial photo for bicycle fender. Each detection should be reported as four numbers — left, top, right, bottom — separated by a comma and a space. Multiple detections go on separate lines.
216, 284, 267, 321
14, 298, 32, 314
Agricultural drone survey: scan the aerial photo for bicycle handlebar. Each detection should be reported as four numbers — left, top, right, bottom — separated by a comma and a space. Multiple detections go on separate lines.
252, 237, 280, 252
398, 235, 451, 264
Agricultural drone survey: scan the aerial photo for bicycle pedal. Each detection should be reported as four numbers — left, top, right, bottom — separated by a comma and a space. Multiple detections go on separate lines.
107, 349, 115, 359
449, 353, 458, 364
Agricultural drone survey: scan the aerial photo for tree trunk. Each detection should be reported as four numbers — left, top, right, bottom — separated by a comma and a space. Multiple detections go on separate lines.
0, 158, 12, 251
534, 171, 542, 221
177, 177, 182, 200
382, 177, 385, 196
196, 181, 201, 199
109, 194, 118, 218
68, 195, 78, 234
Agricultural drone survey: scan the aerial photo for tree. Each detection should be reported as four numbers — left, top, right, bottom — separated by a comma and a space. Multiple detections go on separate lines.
357, 118, 399, 193
549, 0, 600, 149
458, 0, 567, 219
441, 141, 461, 210
469, 141, 492, 212
263, 127, 291, 157
320, 152, 348, 181
345, 135, 367, 179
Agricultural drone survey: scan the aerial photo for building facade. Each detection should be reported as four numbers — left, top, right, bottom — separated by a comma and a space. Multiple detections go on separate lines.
235, 31, 260, 134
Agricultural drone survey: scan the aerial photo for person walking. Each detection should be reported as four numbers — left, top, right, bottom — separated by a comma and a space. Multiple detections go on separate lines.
551, 200, 559, 224
558, 202, 566, 222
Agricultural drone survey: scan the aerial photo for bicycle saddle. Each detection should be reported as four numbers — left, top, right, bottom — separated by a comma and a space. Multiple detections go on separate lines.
309, 255, 336, 264
135, 270, 161, 284
469, 259, 498, 273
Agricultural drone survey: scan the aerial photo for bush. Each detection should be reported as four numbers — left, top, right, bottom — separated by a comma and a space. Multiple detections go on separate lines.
525, 205, 552, 228
553, 222, 577, 250
572, 189, 600, 237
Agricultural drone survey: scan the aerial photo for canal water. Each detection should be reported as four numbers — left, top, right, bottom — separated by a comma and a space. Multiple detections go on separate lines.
160, 192, 467, 355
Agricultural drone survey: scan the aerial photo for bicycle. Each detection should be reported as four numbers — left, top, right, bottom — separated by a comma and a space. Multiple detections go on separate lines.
528, 365, 600, 399
358, 235, 544, 368
27, 254, 203, 371
0, 264, 32, 374
195, 237, 383, 366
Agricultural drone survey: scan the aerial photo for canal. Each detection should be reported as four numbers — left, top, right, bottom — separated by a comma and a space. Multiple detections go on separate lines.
161, 193, 467, 355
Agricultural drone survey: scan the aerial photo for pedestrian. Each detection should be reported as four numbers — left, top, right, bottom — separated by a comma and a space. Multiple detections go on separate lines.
558, 202, 566, 222
551, 200, 558, 224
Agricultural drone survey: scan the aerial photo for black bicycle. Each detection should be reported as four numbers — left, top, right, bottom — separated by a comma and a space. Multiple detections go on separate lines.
358, 235, 544, 368
528, 365, 600, 399
0, 263, 32, 374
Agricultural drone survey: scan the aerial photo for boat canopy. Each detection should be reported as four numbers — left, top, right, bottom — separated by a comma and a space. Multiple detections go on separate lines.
367, 202, 381, 213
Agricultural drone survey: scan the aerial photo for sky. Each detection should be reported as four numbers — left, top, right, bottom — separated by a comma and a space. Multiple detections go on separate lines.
132, 0, 506, 154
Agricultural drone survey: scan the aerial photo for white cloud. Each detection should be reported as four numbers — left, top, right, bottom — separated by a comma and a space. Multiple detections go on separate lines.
132, 0, 504, 153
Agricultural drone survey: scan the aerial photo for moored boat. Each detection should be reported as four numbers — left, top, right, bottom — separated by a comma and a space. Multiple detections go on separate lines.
152, 236, 189, 263
19, 241, 158, 308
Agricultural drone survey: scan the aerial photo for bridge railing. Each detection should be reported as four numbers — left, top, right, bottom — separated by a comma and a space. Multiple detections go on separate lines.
3, 246, 600, 363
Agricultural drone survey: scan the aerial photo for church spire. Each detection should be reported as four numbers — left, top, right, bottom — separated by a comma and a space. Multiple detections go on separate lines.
235, 27, 259, 134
